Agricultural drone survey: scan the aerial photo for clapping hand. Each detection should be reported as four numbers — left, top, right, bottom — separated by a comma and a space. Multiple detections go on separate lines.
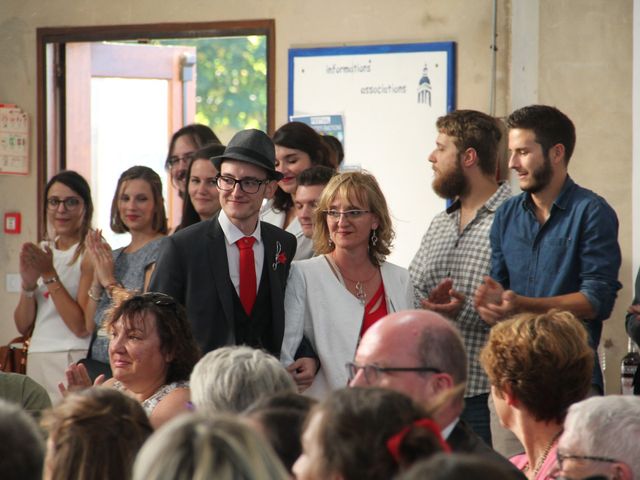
473, 276, 517, 325
19, 242, 55, 287
86, 230, 116, 287
58, 363, 105, 397
420, 278, 465, 319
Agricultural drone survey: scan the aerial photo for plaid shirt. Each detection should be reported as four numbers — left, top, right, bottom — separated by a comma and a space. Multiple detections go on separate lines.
409, 182, 512, 397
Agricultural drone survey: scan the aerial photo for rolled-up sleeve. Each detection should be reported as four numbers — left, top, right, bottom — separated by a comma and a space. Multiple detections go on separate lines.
577, 198, 622, 321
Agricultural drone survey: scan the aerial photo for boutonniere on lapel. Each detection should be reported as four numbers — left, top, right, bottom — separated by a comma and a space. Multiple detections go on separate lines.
272, 241, 287, 270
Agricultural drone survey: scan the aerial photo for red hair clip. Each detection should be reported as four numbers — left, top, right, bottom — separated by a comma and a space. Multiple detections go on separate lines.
386, 418, 451, 463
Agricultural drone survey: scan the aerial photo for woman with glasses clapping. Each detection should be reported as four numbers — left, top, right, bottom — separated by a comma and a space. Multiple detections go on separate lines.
281, 171, 414, 398
14, 171, 95, 401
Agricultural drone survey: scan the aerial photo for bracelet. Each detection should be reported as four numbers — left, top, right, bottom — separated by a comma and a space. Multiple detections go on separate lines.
22, 288, 37, 298
43, 275, 59, 285
87, 288, 101, 302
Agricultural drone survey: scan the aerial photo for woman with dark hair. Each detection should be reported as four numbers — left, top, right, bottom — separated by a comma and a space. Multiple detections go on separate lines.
294, 387, 448, 480
281, 171, 414, 397
61, 291, 201, 428
175, 142, 226, 232
42, 387, 152, 480
84, 166, 167, 369
480, 310, 594, 480
164, 124, 221, 198
14, 170, 94, 401
261, 121, 335, 260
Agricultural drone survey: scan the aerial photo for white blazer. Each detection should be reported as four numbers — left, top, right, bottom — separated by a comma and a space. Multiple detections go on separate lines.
281, 255, 414, 399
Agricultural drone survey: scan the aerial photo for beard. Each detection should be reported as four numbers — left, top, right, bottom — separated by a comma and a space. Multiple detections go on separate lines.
432, 159, 468, 199
522, 153, 553, 194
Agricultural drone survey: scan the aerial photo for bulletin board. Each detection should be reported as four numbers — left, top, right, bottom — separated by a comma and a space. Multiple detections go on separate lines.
288, 42, 455, 267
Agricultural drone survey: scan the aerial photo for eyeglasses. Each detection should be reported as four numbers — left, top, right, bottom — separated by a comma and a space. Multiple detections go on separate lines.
216, 175, 270, 194
167, 152, 196, 167
553, 452, 620, 480
345, 362, 442, 384
324, 209, 370, 220
47, 197, 82, 211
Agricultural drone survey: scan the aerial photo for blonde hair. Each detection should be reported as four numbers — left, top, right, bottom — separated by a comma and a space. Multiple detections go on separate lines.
133, 413, 289, 480
312, 171, 394, 266
480, 309, 593, 423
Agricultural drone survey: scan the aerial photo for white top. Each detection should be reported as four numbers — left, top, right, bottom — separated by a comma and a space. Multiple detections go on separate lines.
260, 201, 314, 261
281, 255, 414, 399
218, 209, 264, 295
29, 242, 91, 353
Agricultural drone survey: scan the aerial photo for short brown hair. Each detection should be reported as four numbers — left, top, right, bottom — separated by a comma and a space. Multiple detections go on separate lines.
480, 310, 593, 423
436, 110, 502, 176
313, 388, 446, 480
42, 388, 152, 480
110, 166, 168, 234
313, 171, 394, 266
106, 292, 201, 384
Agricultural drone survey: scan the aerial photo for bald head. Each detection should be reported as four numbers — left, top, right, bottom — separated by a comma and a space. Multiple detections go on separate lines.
352, 310, 468, 407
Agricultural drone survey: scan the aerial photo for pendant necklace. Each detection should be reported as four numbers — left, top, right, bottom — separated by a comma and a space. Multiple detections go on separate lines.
339, 268, 379, 306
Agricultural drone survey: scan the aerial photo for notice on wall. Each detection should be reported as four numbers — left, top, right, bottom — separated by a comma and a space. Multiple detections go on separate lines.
289, 43, 455, 267
0, 104, 29, 175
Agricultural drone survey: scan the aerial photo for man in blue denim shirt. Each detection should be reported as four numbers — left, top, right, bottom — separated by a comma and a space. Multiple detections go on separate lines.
474, 105, 621, 392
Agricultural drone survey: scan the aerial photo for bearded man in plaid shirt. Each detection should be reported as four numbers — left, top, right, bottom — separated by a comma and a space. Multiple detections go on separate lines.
409, 110, 511, 447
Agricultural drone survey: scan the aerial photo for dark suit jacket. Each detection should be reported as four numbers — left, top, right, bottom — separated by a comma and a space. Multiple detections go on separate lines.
149, 214, 296, 355
448, 419, 526, 479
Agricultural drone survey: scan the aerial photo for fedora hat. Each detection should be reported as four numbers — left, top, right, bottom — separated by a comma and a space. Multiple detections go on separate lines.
211, 129, 283, 180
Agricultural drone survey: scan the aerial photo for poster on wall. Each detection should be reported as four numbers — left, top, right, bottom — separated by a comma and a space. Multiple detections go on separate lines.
289, 42, 455, 267
0, 104, 29, 175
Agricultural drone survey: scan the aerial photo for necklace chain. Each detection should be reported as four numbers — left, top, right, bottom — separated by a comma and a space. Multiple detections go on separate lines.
524, 430, 563, 478
333, 261, 378, 306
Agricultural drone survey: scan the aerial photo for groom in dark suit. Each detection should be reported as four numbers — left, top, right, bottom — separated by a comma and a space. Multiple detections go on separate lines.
149, 129, 297, 358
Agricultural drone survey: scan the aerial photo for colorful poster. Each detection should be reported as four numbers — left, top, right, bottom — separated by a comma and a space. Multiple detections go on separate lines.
0, 104, 29, 175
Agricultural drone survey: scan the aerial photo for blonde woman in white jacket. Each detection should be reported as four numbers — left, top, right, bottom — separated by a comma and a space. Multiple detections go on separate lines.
281, 171, 413, 399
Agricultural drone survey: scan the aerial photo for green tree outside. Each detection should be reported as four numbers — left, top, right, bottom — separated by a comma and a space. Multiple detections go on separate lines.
154, 35, 267, 141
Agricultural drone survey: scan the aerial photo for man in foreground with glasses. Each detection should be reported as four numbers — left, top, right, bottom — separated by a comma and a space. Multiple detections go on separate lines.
555, 395, 640, 480
348, 309, 521, 475
150, 129, 301, 366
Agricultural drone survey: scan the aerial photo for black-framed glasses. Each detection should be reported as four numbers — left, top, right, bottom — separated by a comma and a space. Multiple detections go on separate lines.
167, 152, 196, 167
216, 174, 270, 194
324, 209, 370, 220
554, 452, 620, 479
47, 196, 82, 211
345, 362, 442, 384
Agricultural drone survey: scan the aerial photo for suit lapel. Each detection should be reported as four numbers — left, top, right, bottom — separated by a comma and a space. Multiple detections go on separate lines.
207, 216, 235, 337
261, 223, 286, 345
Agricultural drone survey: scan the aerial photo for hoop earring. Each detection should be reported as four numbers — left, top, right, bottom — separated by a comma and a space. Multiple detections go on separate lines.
371, 229, 378, 247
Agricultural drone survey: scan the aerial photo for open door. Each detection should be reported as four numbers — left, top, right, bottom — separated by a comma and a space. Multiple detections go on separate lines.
64, 42, 196, 244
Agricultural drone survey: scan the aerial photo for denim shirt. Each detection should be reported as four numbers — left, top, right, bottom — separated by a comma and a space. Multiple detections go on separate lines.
490, 176, 622, 389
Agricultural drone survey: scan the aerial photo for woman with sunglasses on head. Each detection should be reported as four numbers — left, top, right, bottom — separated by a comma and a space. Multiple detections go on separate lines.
61, 291, 200, 429
83, 166, 168, 373
281, 171, 414, 398
14, 171, 95, 401
165, 124, 221, 200
174, 142, 226, 232
261, 121, 336, 260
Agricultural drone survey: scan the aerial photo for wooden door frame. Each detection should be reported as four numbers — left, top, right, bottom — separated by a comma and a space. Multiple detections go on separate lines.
36, 20, 275, 238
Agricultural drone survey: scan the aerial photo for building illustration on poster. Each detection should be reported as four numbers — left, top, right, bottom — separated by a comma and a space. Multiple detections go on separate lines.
288, 42, 455, 267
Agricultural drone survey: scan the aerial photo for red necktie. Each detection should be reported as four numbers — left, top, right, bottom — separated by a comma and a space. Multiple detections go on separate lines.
236, 236, 257, 315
